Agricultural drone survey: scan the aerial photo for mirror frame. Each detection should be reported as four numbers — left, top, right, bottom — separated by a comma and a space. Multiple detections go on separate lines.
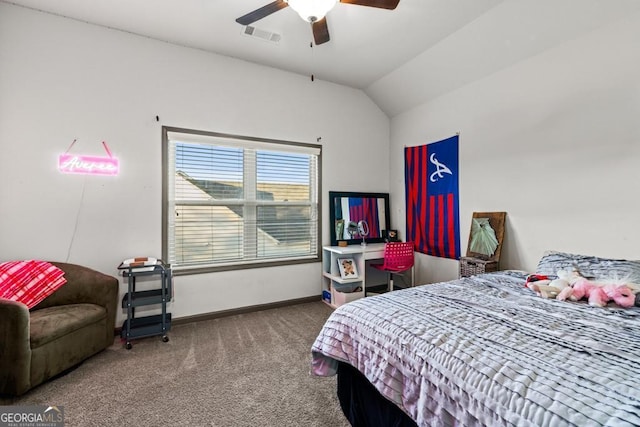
328, 191, 391, 246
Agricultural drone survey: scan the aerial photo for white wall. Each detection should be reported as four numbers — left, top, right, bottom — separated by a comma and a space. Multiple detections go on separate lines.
390, 11, 640, 284
0, 4, 390, 322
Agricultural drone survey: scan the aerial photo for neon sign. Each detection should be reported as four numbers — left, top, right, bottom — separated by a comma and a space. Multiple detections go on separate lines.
58, 154, 119, 176
58, 140, 119, 176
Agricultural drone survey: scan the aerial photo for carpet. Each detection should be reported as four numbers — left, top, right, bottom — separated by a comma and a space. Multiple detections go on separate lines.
0, 301, 349, 427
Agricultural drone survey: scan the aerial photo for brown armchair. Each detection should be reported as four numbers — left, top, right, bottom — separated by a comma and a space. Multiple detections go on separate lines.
0, 262, 118, 396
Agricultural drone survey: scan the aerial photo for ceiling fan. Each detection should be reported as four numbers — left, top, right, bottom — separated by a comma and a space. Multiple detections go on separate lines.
236, 0, 400, 45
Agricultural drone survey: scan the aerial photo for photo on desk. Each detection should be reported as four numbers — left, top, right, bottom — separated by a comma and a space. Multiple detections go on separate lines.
384, 229, 399, 242
338, 258, 358, 279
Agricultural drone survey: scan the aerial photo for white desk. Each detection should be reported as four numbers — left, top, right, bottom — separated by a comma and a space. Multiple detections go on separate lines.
321, 243, 388, 308
323, 243, 386, 259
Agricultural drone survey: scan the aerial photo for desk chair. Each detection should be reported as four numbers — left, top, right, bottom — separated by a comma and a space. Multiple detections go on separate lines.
370, 242, 415, 292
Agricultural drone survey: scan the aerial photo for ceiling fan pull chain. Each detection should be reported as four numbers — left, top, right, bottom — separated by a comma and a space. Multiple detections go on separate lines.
310, 41, 315, 82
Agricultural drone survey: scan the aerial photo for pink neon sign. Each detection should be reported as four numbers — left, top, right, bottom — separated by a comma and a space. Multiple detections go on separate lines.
58, 140, 119, 176
58, 154, 119, 176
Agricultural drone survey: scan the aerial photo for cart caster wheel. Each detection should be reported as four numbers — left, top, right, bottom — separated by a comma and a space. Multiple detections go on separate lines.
162, 336, 169, 343
125, 342, 132, 350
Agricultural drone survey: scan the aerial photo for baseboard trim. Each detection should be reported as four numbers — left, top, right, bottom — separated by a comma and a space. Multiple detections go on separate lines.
172, 295, 321, 326
114, 295, 321, 335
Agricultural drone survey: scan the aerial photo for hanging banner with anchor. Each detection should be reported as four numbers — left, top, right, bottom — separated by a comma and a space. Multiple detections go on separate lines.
404, 134, 460, 259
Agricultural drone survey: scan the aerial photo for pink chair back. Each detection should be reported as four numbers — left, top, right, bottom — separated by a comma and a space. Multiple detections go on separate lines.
380, 242, 415, 272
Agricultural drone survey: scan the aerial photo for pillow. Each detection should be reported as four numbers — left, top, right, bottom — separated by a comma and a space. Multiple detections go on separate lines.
535, 250, 640, 283
0, 260, 67, 309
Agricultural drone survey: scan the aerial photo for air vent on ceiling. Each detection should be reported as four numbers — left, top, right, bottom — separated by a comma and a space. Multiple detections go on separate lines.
242, 25, 281, 44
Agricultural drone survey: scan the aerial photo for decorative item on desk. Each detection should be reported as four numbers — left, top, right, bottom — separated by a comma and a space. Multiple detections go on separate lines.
384, 229, 399, 242
335, 219, 345, 241
328, 191, 391, 246
346, 221, 358, 241
337, 258, 358, 279
357, 220, 369, 247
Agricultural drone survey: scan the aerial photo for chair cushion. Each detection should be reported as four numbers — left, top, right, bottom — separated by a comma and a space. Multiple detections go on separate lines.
29, 303, 106, 348
0, 260, 67, 309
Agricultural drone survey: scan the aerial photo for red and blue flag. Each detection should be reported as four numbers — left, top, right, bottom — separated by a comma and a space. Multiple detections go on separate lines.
348, 197, 381, 238
405, 135, 460, 259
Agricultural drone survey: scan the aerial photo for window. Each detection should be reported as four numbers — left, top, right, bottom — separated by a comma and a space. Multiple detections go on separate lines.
162, 127, 321, 274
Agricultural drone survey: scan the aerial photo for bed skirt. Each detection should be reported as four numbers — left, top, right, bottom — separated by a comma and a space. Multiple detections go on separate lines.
337, 361, 418, 427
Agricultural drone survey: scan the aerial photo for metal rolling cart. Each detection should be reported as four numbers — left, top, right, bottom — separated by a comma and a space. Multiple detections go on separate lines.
118, 259, 172, 350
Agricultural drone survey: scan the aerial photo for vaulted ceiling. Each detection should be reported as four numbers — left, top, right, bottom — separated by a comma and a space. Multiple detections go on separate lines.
5, 0, 640, 116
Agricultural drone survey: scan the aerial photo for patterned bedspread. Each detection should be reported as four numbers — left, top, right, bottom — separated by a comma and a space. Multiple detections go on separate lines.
311, 271, 640, 427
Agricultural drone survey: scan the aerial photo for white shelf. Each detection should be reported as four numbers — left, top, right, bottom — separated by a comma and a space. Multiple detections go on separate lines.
322, 271, 361, 284
321, 244, 385, 308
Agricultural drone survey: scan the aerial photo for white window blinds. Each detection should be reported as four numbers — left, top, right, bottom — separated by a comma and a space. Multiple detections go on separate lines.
163, 128, 321, 272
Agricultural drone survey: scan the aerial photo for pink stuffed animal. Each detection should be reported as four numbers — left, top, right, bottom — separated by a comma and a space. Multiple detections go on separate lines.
557, 278, 607, 306
557, 278, 635, 308
602, 284, 635, 308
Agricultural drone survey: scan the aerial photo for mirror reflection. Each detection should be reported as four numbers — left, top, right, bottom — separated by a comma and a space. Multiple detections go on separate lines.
329, 191, 390, 246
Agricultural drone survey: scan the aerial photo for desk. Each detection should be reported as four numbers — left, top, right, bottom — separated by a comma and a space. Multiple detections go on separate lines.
321, 244, 386, 308
324, 243, 386, 260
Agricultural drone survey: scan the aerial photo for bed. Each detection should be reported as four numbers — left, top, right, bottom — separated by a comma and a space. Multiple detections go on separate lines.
311, 251, 640, 427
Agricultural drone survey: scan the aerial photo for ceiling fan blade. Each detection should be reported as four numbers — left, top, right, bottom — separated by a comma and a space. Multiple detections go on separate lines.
236, 0, 289, 26
312, 18, 330, 45
339, 0, 400, 9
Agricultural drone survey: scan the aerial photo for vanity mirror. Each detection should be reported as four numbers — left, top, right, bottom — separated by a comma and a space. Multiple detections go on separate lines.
329, 191, 390, 246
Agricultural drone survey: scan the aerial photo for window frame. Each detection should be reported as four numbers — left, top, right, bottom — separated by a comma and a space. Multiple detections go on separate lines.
162, 126, 322, 275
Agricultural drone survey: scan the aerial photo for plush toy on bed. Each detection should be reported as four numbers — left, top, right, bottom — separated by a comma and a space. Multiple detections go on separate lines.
524, 269, 582, 299
524, 274, 562, 298
556, 277, 636, 308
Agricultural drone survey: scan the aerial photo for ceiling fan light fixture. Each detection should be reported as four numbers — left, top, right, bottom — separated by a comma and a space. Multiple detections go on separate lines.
285, 0, 338, 23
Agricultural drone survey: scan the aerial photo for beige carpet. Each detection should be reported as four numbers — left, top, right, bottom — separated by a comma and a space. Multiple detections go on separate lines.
0, 301, 350, 427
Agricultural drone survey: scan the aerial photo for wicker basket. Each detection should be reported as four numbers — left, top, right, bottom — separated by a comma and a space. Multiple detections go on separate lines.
459, 257, 498, 278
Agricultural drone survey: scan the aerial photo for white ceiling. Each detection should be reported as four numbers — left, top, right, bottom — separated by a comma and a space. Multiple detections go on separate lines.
4, 0, 640, 117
